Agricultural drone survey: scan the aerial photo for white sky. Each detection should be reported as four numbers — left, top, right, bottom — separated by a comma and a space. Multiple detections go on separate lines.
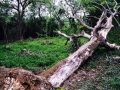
53, 0, 86, 16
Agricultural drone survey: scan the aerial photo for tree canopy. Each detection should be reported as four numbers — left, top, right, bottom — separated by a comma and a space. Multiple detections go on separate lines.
0, 0, 120, 42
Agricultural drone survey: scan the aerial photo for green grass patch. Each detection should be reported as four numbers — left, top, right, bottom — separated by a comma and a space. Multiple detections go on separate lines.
0, 36, 120, 89
0, 37, 69, 71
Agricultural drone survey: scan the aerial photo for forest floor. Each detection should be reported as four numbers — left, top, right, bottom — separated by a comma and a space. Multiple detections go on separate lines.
62, 49, 120, 90
0, 37, 120, 90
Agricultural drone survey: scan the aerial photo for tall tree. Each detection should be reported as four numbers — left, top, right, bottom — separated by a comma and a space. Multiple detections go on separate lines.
9, 0, 35, 40
0, 0, 40, 41
0, 1, 12, 41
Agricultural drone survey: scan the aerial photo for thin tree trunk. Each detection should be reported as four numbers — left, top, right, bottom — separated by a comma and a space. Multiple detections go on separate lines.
3, 24, 8, 42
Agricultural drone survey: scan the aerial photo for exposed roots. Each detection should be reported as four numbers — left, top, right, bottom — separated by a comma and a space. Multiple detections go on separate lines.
0, 67, 54, 90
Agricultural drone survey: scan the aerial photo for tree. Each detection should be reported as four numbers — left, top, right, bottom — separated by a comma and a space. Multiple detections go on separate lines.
41, 0, 120, 87
0, 0, 43, 41
0, 0, 120, 89
50, 0, 83, 52
0, 1, 11, 41
25, 0, 58, 38
9, 0, 35, 40
0, 0, 51, 41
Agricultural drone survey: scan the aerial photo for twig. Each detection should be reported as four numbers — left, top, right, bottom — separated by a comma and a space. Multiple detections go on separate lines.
86, 16, 99, 20
74, 14, 93, 30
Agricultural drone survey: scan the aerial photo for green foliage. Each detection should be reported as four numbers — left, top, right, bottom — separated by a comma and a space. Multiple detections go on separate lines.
25, 16, 58, 38
0, 37, 69, 71
110, 82, 120, 89
79, 0, 90, 6
55, 87, 65, 90
71, 48, 120, 90
107, 27, 120, 45
87, 6, 96, 12
45, 17, 58, 37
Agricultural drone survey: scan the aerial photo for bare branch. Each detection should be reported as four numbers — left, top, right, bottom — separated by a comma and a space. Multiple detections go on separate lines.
113, 0, 118, 10
91, 2, 108, 36
58, 30, 91, 39
10, 4, 18, 11
86, 16, 99, 20
64, 38, 69, 45
74, 14, 93, 30
113, 56, 120, 60
104, 42, 120, 50
63, 0, 93, 30
64, 0, 79, 15
57, 31, 71, 40
94, 2, 106, 10
58, 30, 91, 45
93, 5, 102, 11
92, 2, 108, 32
81, 30, 91, 39
20, 0, 23, 6
57, 31, 73, 43
92, 11, 107, 36
72, 30, 91, 39
64, 8, 74, 18
65, 0, 73, 9
105, 1, 120, 26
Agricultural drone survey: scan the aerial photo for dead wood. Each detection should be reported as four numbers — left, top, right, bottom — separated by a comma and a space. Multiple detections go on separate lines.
1, 1, 120, 89
45, 0, 120, 87
0, 67, 10, 89
0, 67, 54, 90
113, 56, 120, 60
104, 42, 120, 50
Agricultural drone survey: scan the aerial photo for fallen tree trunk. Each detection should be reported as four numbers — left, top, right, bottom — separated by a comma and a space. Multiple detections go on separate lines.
0, 1, 120, 89
40, 1, 120, 87
48, 37, 99, 87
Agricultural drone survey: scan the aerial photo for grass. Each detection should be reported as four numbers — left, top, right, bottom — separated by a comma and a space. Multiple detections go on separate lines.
0, 37, 70, 72
71, 48, 120, 90
0, 35, 120, 90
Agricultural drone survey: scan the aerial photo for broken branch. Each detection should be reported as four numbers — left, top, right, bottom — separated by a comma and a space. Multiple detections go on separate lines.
58, 30, 91, 40
57, 31, 72, 42
104, 42, 120, 50
113, 56, 120, 60
72, 30, 91, 39
86, 16, 99, 20
74, 14, 93, 30
58, 30, 91, 45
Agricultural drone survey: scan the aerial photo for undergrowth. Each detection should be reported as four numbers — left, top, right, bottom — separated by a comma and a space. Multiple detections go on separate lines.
0, 35, 120, 90
71, 48, 120, 90
0, 37, 69, 72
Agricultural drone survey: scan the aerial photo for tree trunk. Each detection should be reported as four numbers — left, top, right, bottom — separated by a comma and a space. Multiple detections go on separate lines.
40, 37, 99, 87
3, 24, 8, 42
41, 1, 120, 87
1, 1, 120, 89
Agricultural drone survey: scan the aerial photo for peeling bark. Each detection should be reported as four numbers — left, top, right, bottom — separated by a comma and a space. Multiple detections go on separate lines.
0, 67, 54, 90
45, 1, 120, 87
48, 37, 100, 87
1, 1, 120, 89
